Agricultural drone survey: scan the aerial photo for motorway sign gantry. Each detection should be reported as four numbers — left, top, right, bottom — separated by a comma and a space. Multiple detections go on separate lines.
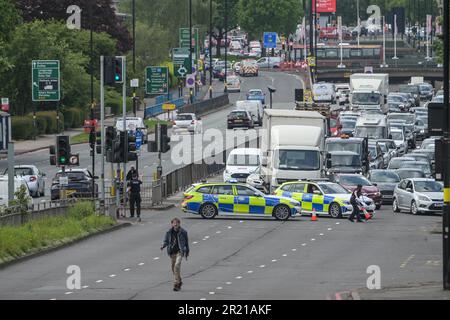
145, 66, 169, 95
32, 60, 60, 102
172, 47, 191, 78
263, 32, 277, 49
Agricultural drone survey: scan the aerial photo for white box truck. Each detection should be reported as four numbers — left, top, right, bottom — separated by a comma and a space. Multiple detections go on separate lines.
350, 73, 389, 114
260, 109, 327, 191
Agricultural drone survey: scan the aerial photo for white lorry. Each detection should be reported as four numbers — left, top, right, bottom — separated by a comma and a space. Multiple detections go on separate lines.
260, 109, 327, 191
350, 73, 389, 114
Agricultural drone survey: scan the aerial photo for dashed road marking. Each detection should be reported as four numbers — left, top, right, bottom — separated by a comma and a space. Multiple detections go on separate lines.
302, 243, 307, 246
50, 298, 57, 300
65, 292, 73, 295
319, 233, 324, 236
96, 280, 103, 283
226, 282, 232, 285
227, 226, 232, 229
271, 259, 277, 262
336, 222, 340, 225
205, 236, 210, 239
209, 292, 215, 295
138, 262, 145, 266
200, 298, 206, 300
193, 241, 198, 244
153, 257, 160, 260
109, 274, 116, 278
259, 265, 266, 268
327, 228, 332, 231
216, 287, 223, 290
311, 238, 316, 241
282, 254, 287, 257
216, 231, 221, 234
400, 254, 415, 268
247, 270, 253, 274
236, 276, 243, 279
239, 221, 243, 223
82, 285, 89, 289
292, 249, 297, 252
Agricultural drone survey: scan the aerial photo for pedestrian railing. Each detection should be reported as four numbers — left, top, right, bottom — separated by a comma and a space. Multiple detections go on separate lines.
144, 97, 185, 119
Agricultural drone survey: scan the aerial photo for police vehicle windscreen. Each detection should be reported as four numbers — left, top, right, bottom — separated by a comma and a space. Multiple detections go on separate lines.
414, 181, 443, 192
330, 154, 361, 167
319, 183, 350, 194
355, 126, 384, 139
326, 141, 361, 154
276, 150, 320, 171
370, 170, 400, 182
228, 154, 260, 166
352, 92, 380, 105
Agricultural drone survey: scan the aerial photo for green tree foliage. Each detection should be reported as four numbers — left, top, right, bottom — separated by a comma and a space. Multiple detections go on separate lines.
0, 20, 116, 116
0, 0, 22, 41
237, 0, 302, 39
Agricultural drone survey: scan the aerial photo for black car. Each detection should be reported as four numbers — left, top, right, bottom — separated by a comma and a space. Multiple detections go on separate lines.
368, 169, 401, 204
51, 169, 98, 200
227, 110, 254, 129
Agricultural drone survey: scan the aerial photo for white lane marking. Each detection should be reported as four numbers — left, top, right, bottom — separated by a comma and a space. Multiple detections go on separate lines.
247, 270, 254, 274
319, 233, 324, 236
204, 236, 210, 239
327, 228, 332, 231
282, 254, 288, 257
65, 292, 73, 295
138, 262, 145, 266
292, 248, 297, 252
311, 238, 316, 241
202, 238, 207, 241
271, 259, 277, 262
109, 274, 116, 278
336, 222, 340, 225
193, 241, 198, 244
227, 226, 232, 229
226, 282, 232, 285
209, 292, 215, 295
50, 298, 57, 300
96, 280, 103, 283
239, 221, 243, 223
124, 268, 131, 271
235, 276, 243, 279
400, 254, 415, 268
302, 243, 307, 246
153, 257, 160, 260
259, 265, 266, 268
216, 287, 223, 290
200, 298, 206, 300
216, 231, 221, 234
82, 285, 89, 289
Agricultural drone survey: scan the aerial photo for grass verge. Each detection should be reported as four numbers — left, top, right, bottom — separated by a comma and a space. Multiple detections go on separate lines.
0, 202, 116, 263
144, 119, 172, 133
70, 132, 89, 144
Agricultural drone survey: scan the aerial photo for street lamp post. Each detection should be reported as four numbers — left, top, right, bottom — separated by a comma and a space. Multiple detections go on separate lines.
88, 1, 96, 200
189, 0, 193, 102
224, 0, 228, 93
209, 0, 213, 99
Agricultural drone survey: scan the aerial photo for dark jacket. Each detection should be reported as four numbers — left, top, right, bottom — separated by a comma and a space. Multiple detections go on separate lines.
162, 227, 189, 257
350, 189, 363, 205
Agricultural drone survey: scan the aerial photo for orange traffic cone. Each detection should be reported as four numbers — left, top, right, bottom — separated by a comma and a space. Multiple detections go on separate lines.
311, 209, 318, 221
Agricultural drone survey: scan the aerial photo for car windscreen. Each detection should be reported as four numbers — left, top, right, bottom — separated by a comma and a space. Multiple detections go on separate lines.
388, 114, 415, 124
354, 126, 385, 139
55, 172, 86, 181
397, 170, 425, 179
228, 154, 260, 166
352, 92, 380, 105
326, 141, 361, 153
414, 181, 443, 192
319, 183, 350, 194
370, 171, 400, 182
14, 168, 34, 176
341, 120, 357, 129
399, 85, 420, 94
338, 175, 371, 186
390, 131, 404, 140
229, 111, 248, 119
276, 150, 320, 171
176, 114, 193, 121
330, 154, 361, 167
399, 162, 431, 174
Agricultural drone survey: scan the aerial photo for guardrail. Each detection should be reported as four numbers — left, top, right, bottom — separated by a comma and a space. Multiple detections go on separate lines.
144, 97, 185, 119
177, 94, 230, 116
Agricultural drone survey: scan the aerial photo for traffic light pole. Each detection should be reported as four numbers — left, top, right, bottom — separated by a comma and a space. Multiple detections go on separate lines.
100, 56, 106, 212
122, 56, 128, 218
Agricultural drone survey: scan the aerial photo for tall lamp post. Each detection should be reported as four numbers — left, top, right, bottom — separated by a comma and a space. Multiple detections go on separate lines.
189, 0, 193, 103
209, 0, 213, 99
224, 0, 228, 93
88, 1, 96, 200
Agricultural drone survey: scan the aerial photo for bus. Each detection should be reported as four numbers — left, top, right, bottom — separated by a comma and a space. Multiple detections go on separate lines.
290, 44, 383, 68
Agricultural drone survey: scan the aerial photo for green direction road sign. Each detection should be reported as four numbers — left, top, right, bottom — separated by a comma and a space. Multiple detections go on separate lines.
32, 60, 60, 102
173, 48, 191, 78
179, 28, 199, 60
145, 66, 169, 95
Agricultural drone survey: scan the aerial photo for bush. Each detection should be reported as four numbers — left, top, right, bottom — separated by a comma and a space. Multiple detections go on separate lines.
63, 108, 75, 128
68, 201, 95, 219
11, 117, 37, 140
34, 115, 47, 135
32, 111, 64, 134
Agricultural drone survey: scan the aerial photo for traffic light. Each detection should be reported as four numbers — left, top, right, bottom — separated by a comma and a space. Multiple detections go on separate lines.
127, 132, 137, 161
160, 124, 171, 153
56, 135, 70, 166
49, 145, 56, 165
105, 126, 116, 162
96, 131, 102, 154
104, 56, 124, 85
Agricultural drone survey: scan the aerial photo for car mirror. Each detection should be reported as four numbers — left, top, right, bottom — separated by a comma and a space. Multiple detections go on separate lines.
406, 187, 413, 192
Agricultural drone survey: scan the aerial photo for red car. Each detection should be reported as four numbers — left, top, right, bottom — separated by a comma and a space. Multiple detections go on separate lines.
329, 117, 342, 136
332, 173, 382, 209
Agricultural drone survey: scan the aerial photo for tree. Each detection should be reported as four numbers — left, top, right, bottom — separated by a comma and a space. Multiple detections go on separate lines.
211, 0, 239, 56
0, 0, 22, 41
13, 0, 132, 52
237, 0, 302, 40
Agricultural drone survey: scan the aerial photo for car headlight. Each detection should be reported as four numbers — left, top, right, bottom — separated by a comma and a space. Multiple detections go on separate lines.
418, 195, 430, 202
420, 129, 425, 134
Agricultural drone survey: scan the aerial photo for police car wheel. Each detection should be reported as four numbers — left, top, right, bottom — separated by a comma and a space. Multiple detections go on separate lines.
273, 205, 290, 221
200, 203, 217, 219
329, 202, 342, 218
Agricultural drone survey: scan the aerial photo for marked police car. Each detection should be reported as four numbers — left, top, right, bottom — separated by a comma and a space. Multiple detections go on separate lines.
274, 180, 376, 218
181, 181, 302, 220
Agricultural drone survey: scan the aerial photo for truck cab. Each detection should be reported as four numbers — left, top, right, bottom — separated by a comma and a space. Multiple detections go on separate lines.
325, 136, 370, 175
354, 115, 388, 140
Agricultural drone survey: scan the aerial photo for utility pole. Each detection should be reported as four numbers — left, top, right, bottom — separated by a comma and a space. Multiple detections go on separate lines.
100, 56, 105, 211
89, 1, 96, 200
189, 0, 193, 102
442, 0, 450, 290
209, 0, 213, 99
224, 0, 228, 92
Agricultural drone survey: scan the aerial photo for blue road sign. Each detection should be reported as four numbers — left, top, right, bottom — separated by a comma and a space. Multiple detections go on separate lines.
263, 32, 277, 49
135, 130, 143, 150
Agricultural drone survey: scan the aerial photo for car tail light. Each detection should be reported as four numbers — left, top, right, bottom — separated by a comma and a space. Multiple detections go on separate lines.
30, 176, 37, 182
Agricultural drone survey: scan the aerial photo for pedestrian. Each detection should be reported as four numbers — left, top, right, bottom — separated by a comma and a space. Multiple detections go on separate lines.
127, 173, 142, 221
349, 184, 364, 222
126, 166, 137, 181
161, 218, 189, 291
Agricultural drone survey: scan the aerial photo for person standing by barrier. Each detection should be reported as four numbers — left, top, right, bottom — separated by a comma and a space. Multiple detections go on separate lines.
127, 173, 142, 221
161, 218, 189, 291
349, 184, 364, 222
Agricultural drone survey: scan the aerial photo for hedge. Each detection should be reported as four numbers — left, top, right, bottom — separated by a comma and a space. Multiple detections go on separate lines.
11, 117, 38, 140
62, 107, 85, 129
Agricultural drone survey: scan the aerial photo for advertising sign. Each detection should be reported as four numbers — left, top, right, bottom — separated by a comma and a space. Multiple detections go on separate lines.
312, 0, 336, 13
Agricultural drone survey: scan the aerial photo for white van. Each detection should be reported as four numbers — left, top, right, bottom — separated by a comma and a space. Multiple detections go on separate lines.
235, 100, 264, 126
313, 82, 336, 103
223, 148, 263, 183
256, 57, 281, 68
0, 176, 31, 207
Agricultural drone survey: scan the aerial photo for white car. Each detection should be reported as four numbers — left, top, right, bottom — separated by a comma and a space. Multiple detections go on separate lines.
3, 165, 46, 198
226, 76, 241, 93
115, 117, 148, 144
389, 128, 407, 155
173, 113, 202, 134
223, 148, 263, 183
0, 175, 32, 207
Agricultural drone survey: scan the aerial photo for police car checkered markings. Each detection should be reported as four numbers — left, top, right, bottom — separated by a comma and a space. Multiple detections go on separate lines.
181, 182, 301, 220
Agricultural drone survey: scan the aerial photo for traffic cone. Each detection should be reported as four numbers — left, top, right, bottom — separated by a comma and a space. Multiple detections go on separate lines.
311, 209, 318, 222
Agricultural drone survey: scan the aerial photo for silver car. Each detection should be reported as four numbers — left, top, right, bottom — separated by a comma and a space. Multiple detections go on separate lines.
3, 165, 46, 198
172, 113, 202, 134
393, 178, 443, 215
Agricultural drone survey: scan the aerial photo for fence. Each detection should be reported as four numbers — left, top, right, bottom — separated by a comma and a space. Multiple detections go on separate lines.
177, 94, 230, 116
144, 97, 185, 119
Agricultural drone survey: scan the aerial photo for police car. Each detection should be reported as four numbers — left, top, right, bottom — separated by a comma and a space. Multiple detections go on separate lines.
181, 181, 302, 220
274, 180, 376, 218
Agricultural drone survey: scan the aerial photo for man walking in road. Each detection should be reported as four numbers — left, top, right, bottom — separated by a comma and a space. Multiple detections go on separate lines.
127, 173, 142, 221
349, 184, 364, 222
161, 218, 189, 291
